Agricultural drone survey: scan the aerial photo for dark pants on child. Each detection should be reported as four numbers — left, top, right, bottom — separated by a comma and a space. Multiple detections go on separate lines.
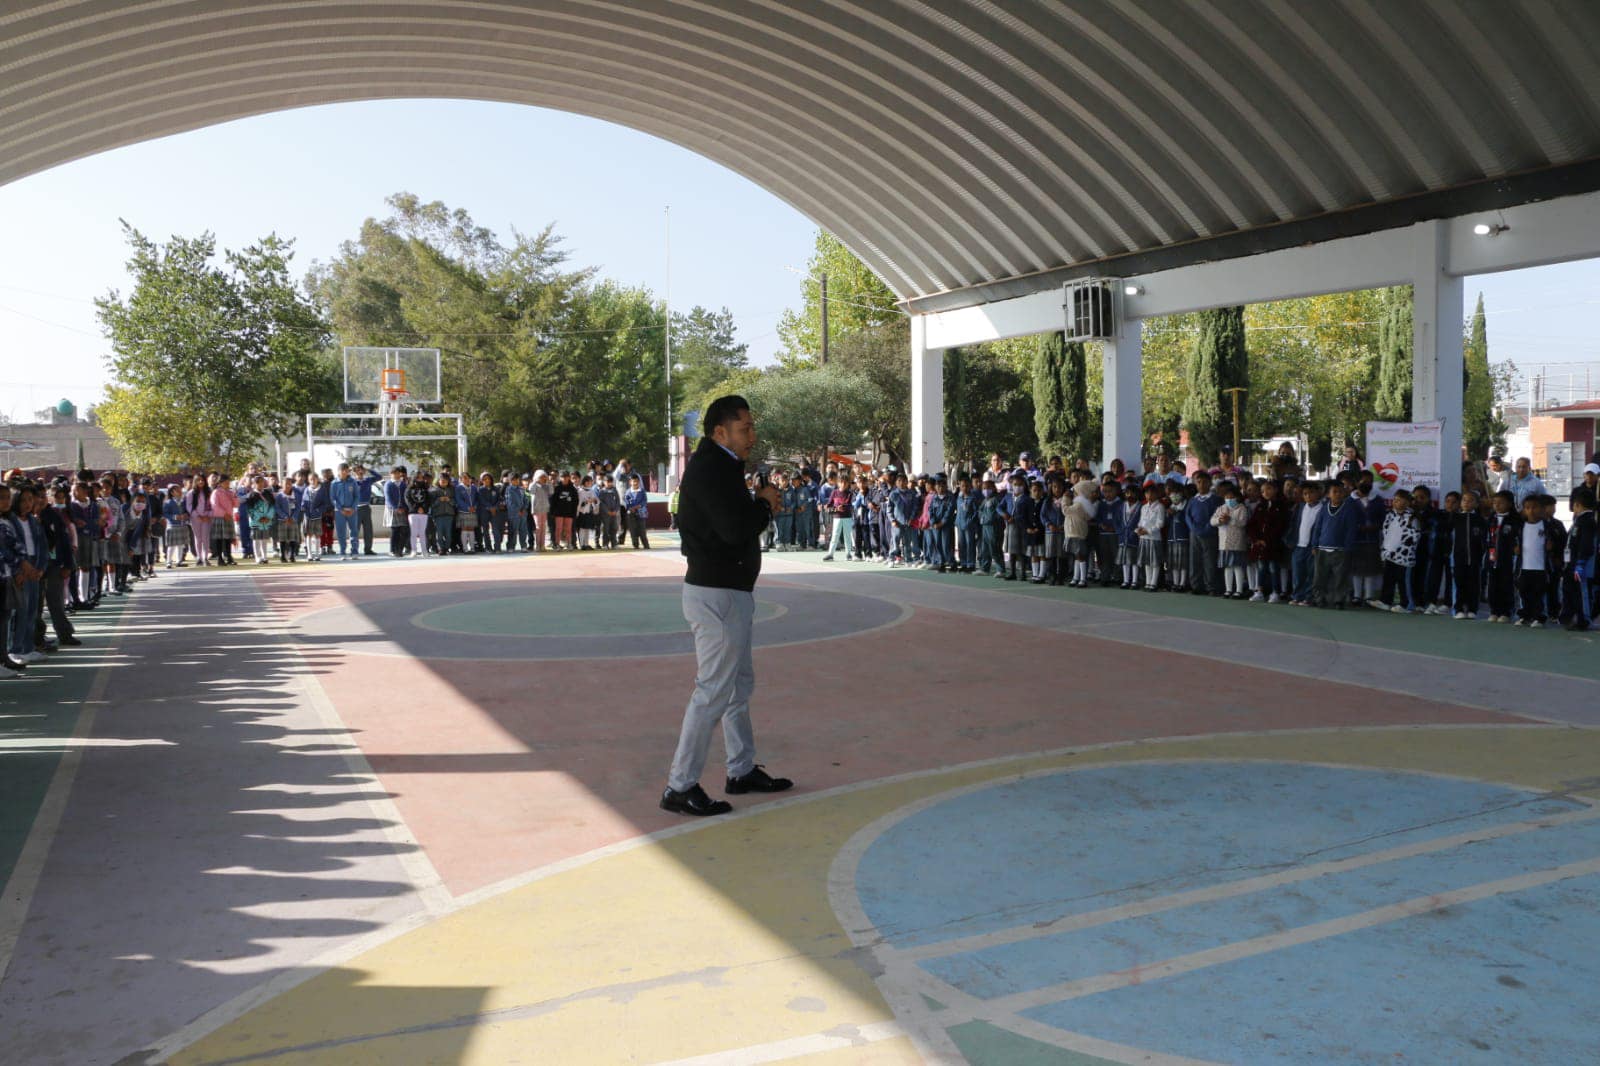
1097, 533, 1118, 585
1487, 565, 1517, 618
1291, 545, 1316, 602
1453, 562, 1480, 615
1190, 536, 1219, 594
1313, 549, 1351, 607
1381, 562, 1413, 610
1517, 570, 1548, 622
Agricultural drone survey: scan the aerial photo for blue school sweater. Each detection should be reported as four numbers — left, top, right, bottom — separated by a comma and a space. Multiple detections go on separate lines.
1310, 499, 1360, 550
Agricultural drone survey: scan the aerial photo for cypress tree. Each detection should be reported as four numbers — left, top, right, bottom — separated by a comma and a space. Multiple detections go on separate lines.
1033, 330, 1069, 456
1374, 286, 1414, 421
1060, 337, 1091, 463
1462, 293, 1493, 458
1182, 307, 1245, 465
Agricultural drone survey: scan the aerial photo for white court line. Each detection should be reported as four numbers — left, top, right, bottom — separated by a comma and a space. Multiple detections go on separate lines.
896, 804, 1600, 963
0, 602, 124, 987
980, 855, 1600, 1016
143, 729, 1574, 1064
648, 1020, 908, 1066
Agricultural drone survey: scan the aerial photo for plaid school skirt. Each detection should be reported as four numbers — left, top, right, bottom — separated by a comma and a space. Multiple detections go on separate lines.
276, 518, 298, 542
79, 539, 100, 567
164, 525, 189, 548
457, 511, 479, 531
1115, 542, 1138, 566
211, 516, 236, 542
1166, 539, 1189, 568
1043, 530, 1063, 558
1138, 538, 1164, 567
104, 538, 130, 565
1002, 523, 1025, 556
1066, 536, 1088, 560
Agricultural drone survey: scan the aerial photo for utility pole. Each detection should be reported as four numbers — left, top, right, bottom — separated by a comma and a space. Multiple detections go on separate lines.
1223, 387, 1247, 463
819, 272, 829, 365
664, 205, 673, 488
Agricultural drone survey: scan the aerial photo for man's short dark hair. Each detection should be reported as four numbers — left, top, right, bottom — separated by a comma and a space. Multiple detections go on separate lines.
703, 395, 751, 434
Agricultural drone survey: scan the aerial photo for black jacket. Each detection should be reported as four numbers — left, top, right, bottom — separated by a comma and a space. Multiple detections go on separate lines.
679, 437, 770, 591
1570, 510, 1596, 567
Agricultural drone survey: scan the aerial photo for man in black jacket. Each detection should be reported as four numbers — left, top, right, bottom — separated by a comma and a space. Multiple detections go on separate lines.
662, 395, 793, 817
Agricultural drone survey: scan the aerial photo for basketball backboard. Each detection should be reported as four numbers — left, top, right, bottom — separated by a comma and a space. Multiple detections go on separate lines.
343, 347, 441, 405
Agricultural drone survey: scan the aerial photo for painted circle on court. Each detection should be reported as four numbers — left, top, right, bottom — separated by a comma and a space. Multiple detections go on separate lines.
294, 577, 907, 659
841, 761, 1600, 1064
413, 591, 784, 637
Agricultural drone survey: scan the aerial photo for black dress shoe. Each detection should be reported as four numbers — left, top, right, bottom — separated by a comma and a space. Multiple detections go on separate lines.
59, 636, 83, 646
726, 765, 794, 794
660, 784, 733, 817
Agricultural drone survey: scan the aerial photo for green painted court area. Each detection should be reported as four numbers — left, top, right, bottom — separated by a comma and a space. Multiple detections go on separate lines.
852, 562, 1598, 680
414, 591, 783, 637
0, 599, 126, 890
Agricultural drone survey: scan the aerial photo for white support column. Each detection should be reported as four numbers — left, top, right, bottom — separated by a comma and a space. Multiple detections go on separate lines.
1411, 222, 1464, 494
1101, 319, 1143, 468
911, 314, 944, 474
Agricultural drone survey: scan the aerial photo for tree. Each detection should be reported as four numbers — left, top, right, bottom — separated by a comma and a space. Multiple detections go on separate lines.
945, 343, 1035, 474
671, 305, 748, 427
776, 230, 902, 365
96, 225, 337, 470
828, 320, 911, 465
1462, 292, 1494, 459
1032, 331, 1069, 458
1181, 307, 1246, 465
740, 366, 882, 466
1374, 285, 1413, 421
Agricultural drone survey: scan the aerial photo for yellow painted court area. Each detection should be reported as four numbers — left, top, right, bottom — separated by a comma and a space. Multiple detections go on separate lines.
168, 725, 1600, 1065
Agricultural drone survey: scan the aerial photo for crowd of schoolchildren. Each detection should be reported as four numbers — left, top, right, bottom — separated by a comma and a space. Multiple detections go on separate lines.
0, 456, 657, 677
758, 450, 1600, 633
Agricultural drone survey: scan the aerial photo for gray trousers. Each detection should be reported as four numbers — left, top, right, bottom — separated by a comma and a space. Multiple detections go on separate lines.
668, 584, 757, 791
1189, 536, 1220, 594
357, 504, 374, 552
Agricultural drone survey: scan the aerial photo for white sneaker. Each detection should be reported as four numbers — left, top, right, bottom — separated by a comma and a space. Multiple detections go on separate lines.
1512, 618, 1526, 627
1249, 591, 1265, 602
23, 651, 48, 663
1453, 611, 1467, 620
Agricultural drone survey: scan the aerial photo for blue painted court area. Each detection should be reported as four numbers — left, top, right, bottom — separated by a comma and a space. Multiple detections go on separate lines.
852, 762, 1600, 1063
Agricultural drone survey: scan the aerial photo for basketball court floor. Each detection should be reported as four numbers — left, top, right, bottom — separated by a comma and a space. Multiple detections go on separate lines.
1, 542, 1596, 1064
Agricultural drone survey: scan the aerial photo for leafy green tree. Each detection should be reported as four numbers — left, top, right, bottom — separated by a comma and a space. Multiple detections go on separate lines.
945, 343, 1035, 475
1462, 292, 1494, 459
1182, 307, 1246, 465
671, 305, 749, 425
829, 320, 911, 465
740, 365, 882, 466
1374, 286, 1413, 421
777, 230, 902, 365
1033, 331, 1069, 458
96, 225, 336, 470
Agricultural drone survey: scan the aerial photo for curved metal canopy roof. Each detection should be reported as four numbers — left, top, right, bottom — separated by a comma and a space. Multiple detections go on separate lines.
5, 1, 1600, 309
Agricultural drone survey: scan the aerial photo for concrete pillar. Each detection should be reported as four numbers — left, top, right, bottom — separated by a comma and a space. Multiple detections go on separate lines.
1411, 222, 1464, 494
911, 314, 945, 474
1101, 319, 1143, 469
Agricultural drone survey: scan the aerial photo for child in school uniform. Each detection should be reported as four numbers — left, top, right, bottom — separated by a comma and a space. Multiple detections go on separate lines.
1064, 480, 1094, 587
999, 475, 1030, 581
1135, 482, 1166, 591
162, 486, 189, 568
1114, 482, 1142, 589
576, 475, 599, 550
1378, 489, 1421, 612
1537, 495, 1567, 622
1420, 491, 1458, 614
1037, 479, 1065, 585
1094, 486, 1121, 587
624, 475, 651, 549
1445, 489, 1486, 619
978, 478, 1005, 576
774, 473, 797, 550
1022, 480, 1048, 582
1484, 490, 1521, 623
1164, 483, 1190, 591
1246, 479, 1288, 602
1561, 487, 1596, 631
955, 477, 980, 573
1211, 483, 1251, 598
1515, 495, 1558, 626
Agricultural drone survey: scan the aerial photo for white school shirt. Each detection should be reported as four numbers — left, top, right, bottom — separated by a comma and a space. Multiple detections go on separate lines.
1519, 521, 1546, 571
1296, 501, 1323, 547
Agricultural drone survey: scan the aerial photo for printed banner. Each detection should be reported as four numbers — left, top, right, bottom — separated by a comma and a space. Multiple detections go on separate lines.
1365, 420, 1443, 498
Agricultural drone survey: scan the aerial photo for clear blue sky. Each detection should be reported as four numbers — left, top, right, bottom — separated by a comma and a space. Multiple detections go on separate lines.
1, 97, 1597, 423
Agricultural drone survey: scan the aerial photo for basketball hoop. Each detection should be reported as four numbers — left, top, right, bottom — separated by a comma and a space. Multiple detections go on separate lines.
380, 367, 409, 404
